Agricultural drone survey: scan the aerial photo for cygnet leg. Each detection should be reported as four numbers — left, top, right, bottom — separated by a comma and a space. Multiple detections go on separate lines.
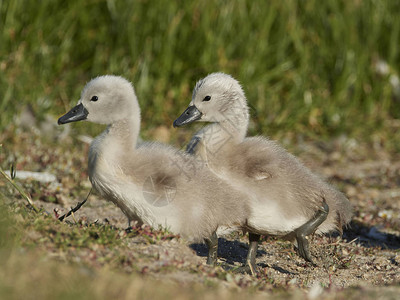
294, 202, 329, 263
233, 233, 260, 276
205, 231, 218, 265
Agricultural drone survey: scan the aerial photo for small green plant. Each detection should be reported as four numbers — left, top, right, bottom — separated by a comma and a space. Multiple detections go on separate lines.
126, 224, 179, 245
0, 163, 39, 213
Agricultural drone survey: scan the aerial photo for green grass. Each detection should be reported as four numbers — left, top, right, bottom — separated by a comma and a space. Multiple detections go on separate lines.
1, 0, 400, 141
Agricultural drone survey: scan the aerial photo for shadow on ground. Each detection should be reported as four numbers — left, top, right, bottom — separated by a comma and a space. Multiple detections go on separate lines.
190, 237, 267, 265
343, 220, 400, 250
190, 219, 400, 270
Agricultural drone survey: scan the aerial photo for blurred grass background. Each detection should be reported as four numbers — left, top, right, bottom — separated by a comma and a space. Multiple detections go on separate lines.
1, 0, 400, 145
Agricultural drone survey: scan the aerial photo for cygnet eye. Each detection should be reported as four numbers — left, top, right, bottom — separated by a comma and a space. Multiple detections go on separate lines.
91, 96, 98, 102
202, 95, 211, 102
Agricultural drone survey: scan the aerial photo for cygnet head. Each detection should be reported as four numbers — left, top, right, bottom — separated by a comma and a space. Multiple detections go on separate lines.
173, 72, 248, 127
58, 75, 140, 125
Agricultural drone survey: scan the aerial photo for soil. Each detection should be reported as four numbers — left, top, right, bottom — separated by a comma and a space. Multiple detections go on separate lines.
1, 131, 399, 297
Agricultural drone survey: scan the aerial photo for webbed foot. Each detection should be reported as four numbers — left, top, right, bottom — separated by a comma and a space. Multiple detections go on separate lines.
232, 233, 260, 276
205, 231, 218, 265
294, 202, 329, 263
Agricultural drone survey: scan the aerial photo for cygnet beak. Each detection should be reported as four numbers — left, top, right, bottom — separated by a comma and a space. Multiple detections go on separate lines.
173, 105, 202, 127
58, 103, 89, 125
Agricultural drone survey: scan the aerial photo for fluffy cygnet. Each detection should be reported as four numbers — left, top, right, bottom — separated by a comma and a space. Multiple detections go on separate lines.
174, 72, 352, 273
58, 75, 251, 254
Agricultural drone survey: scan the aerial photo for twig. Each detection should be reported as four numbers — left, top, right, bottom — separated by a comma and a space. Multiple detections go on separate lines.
326, 237, 359, 247
70, 210, 78, 224
58, 189, 92, 221
0, 166, 40, 213
345, 237, 359, 245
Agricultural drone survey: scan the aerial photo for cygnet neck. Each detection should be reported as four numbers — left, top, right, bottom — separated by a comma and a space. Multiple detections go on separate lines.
201, 111, 248, 156
217, 92, 249, 143
219, 116, 248, 143
105, 117, 140, 155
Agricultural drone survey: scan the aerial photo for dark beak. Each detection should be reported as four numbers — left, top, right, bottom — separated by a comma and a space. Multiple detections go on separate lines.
58, 103, 89, 125
173, 105, 202, 128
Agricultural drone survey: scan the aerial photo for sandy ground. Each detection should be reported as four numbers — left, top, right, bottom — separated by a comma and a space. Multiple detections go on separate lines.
1, 131, 399, 296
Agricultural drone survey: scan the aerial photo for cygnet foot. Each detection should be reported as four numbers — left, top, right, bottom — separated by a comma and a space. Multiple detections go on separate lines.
294, 201, 329, 263
205, 231, 218, 265
186, 136, 201, 155
232, 233, 260, 276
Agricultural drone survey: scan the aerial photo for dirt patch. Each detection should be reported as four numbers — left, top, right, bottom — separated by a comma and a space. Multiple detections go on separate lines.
1, 132, 399, 297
